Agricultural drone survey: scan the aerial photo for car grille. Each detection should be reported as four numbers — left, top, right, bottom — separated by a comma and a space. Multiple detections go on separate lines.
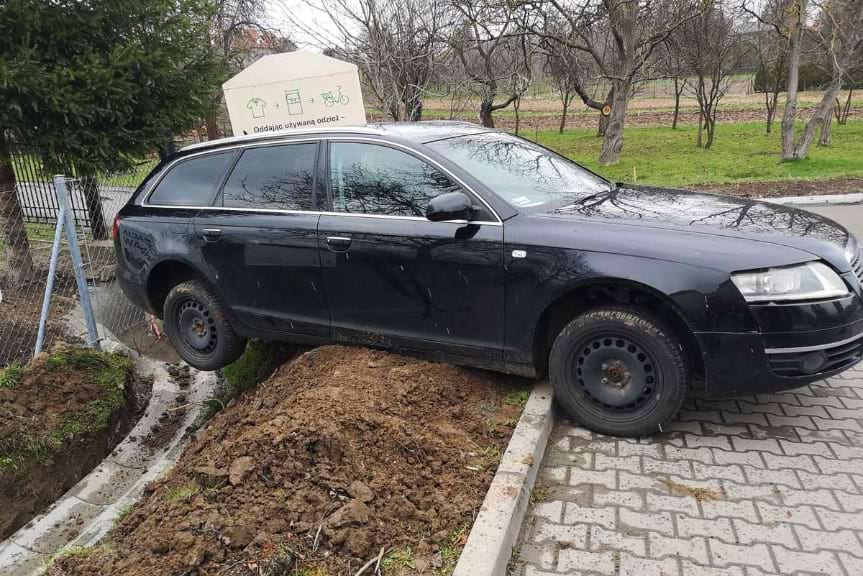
768, 337, 863, 377
852, 250, 863, 286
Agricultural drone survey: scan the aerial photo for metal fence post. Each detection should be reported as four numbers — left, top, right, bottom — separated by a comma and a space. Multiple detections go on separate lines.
54, 175, 101, 350
34, 195, 67, 356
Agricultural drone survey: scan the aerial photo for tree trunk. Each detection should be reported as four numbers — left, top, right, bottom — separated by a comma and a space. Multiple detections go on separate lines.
479, 99, 495, 128
559, 93, 570, 134
697, 111, 704, 148
672, 78, 681, 130
836, 88, 853, 125
205, 109, 222, 140
819, 112, 833, 146
598, 81, 630, 166
792, 78, 843, 159
513, 97, 521, 135
704, 112, 716, 150
780, 0, 806, 160
0, 130, 34, 283
79, 173, 108, 240
765, 90, 778, 134
405, 87, 424, 121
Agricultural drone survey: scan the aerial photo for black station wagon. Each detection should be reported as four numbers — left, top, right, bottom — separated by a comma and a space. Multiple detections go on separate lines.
115, 121, 863, 436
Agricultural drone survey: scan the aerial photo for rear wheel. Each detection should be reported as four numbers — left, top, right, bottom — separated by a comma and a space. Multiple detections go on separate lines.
163, 279, 246, 370
549, 306, 689, 436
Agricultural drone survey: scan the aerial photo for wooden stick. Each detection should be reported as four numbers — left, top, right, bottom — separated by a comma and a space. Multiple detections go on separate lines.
353, 547, 390, 576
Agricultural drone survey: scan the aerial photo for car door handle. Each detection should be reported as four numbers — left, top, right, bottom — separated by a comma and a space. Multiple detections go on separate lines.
201, 228, 221, 242
326, 236, 352, 251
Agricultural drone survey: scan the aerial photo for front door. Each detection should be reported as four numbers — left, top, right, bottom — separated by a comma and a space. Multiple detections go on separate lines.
318, 140, 505, 359
193, 141, 330, 337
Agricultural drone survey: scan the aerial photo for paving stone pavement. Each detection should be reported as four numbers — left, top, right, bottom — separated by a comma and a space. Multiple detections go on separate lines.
511, 366, 863, 576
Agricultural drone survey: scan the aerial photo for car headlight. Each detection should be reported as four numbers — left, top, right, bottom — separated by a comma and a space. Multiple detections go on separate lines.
845, 234, 858, 264
731, 262, 849, 303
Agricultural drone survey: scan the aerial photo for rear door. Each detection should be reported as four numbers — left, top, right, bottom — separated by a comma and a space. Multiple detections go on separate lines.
318, 139, 505, 359
192, 140, 330, 337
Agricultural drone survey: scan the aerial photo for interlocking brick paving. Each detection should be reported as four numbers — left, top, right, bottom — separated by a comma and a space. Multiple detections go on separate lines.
511, 367, 863, 576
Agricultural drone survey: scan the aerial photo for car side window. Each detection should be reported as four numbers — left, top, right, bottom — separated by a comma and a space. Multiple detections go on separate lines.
329, 142, 461, 217
222, 143, 317, 210
148, 151, 235, 207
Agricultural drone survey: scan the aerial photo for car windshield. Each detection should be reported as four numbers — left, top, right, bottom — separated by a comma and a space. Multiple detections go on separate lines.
425, 132, 610, 209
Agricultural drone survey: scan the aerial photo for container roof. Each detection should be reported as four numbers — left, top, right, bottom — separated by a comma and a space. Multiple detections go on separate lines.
222, 52, 358, 90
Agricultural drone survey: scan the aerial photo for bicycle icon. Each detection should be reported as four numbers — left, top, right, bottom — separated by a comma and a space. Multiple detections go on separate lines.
321, 85, 350, 107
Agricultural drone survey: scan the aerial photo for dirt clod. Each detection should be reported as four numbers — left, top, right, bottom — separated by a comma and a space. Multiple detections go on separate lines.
228, 456, 256, 486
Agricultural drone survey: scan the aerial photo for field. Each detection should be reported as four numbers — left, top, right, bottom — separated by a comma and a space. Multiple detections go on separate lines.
535, 120, 863, 188
403, 85, 863, 194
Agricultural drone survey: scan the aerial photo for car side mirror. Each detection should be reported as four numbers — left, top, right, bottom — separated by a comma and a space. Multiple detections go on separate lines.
426, 192, 474, 223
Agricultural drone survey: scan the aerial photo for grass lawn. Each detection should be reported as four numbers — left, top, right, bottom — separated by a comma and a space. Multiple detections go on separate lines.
534, 120, 863, 187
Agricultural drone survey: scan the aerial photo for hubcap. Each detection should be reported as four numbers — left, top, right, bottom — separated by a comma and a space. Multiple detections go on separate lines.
575, 336, 657, 412
177, 299, 217, 353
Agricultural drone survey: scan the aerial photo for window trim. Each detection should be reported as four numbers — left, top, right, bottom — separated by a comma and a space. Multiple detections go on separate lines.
218, 141, 320, 211
141, 136, 502, 226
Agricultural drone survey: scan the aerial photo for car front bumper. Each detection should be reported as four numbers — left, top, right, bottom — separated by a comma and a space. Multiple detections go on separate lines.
696, 288, 863, 398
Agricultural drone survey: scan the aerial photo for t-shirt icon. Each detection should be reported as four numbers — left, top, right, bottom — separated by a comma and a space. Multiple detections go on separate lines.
247, 98, 267, 119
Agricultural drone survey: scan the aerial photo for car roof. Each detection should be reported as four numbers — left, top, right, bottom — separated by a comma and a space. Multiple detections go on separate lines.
178, 121, 496, 154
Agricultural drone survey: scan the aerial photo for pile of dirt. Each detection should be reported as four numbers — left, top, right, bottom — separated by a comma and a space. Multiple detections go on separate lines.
0, 347, 144, 537
54, 346, 527, 576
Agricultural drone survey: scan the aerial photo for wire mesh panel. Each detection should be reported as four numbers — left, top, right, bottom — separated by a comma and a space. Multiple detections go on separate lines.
0, 162, 157, 366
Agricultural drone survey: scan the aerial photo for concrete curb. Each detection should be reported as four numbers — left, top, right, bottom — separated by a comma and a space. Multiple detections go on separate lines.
758, 192, 863, 206
0, 324, 217, 576
452, 381, 554, 576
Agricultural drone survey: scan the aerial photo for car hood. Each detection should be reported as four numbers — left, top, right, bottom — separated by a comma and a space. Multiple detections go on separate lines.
544, 185, 852, 271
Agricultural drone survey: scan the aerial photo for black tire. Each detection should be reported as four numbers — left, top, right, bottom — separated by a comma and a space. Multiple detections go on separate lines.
549, 306, 689, 437
163, 279, 247, 371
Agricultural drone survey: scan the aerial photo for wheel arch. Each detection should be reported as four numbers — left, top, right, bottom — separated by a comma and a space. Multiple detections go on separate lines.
145, 259, 210, 318
531, 278, 705, 391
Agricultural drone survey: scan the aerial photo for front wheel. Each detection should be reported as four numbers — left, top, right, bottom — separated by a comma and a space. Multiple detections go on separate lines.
549, 307, 689, 437
163, 279, 247, 370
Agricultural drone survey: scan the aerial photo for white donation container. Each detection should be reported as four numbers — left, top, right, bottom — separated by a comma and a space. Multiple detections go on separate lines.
222, 51, 367, 136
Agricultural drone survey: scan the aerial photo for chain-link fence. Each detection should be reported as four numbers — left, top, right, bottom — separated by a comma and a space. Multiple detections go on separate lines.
0, 157, 158, 366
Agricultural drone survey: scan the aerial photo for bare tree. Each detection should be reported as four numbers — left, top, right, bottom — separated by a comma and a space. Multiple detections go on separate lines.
655, 37, 690, 129
447, 0, 530, 127
542, 37, 586, 133
750, 1, 791, 133
786, 0, 863, 158
290, 0, 449, 121
674, 1, 747, 149
528, 0, 703, 165
834, 86, 855, 124
747, 0, 863, 159
205, 0, 274, 140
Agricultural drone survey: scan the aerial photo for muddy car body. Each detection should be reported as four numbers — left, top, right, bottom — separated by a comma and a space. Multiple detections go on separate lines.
114, 122, 863, 435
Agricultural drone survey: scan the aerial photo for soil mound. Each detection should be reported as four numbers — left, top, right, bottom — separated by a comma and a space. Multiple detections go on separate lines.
55, 346, 526, 575
0, 348, 140, 537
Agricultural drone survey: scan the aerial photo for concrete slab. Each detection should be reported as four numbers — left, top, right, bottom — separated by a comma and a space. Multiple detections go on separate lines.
0, 542, 44, 576
452, 381, 554, 576
760, 192, 863, 206
66, 461, 140, 507
11, 497, 102, 555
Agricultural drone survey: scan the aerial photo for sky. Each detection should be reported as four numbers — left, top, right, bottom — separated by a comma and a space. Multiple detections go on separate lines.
265, 0, 349, 51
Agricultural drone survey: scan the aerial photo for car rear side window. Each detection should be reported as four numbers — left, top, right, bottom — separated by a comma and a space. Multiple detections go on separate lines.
329, 142, 460, 217
222, 143, 317, 210
147, 151, 235, 207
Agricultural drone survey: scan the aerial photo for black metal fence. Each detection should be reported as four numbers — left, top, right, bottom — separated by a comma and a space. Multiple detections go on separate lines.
10, 151, 95, 231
